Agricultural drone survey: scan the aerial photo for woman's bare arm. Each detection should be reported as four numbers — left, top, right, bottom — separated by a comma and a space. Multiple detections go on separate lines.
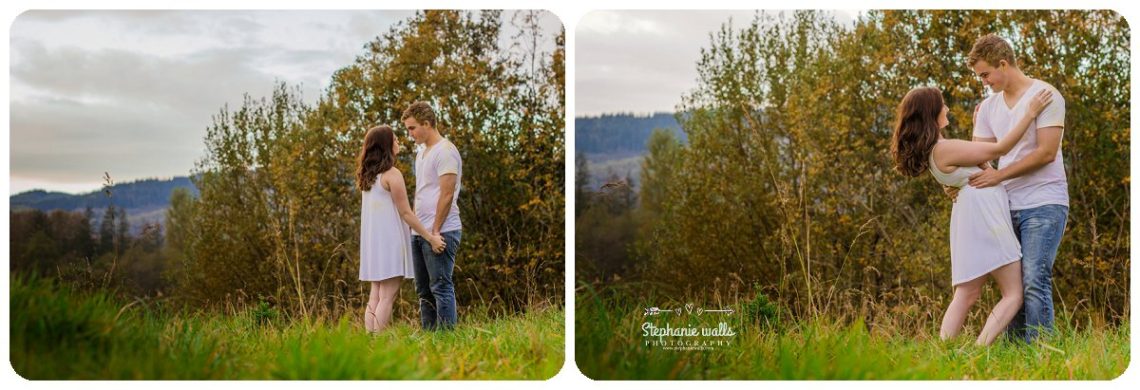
934, 89, 1053, 169
385, 169, 436, 239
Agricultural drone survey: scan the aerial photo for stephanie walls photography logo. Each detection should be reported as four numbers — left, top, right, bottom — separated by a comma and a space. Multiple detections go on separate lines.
641, 303, 738, 351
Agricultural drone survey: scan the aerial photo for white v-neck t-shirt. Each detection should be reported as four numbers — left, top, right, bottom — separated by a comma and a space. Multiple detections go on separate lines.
972, 79, 1069, 210
413, 138, 462, 235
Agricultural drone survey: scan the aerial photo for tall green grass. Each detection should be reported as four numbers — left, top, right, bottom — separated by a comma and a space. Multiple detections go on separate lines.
10, 274, 563, 379
575, 284, 1129, 380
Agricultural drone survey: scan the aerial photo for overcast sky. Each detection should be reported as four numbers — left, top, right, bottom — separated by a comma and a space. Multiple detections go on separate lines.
576, 10, 859, 117
8, 10, 560, 195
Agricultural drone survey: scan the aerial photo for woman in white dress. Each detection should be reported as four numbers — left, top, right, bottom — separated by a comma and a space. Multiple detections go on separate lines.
890, 87, 1052, 345
355, 125, 446, 333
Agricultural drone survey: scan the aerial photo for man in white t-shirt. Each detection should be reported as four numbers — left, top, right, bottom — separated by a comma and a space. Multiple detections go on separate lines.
402, 101, 462, 330
958, 34, 1069, 344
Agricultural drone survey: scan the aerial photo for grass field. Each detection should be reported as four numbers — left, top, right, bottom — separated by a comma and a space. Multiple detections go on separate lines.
575, 285, 1130, 380
10, 274, 564, 379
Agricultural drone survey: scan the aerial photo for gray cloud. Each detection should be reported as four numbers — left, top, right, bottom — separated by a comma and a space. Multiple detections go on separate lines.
10, 40, 284, 188
10, 95, 203, 184
12, 41, 278, 109
576, 10, 857, 116
8, 10, 559, 195
7, 11, 408, 194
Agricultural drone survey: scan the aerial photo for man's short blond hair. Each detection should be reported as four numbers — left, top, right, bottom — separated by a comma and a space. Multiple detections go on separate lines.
401, 101, 437, 128
968, 34, 1017, 68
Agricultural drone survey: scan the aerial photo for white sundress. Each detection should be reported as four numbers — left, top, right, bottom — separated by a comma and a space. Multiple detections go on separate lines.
359, 171, 415, 281
928, 143, 1022, 286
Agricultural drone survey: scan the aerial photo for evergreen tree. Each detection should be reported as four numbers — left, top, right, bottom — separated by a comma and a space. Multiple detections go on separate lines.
116, 208, 129, 255
99, 205, 115, 255
575, 152, 592, 216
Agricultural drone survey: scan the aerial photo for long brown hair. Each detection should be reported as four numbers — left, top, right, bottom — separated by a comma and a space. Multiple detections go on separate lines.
355, 125, 396, 192
891, 87, 944, 177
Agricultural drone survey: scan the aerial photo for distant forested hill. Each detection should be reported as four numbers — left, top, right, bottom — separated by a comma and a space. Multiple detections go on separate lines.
11, 177, 198, 212
575, 113, 686, 158
575, 113, 687, 190
10, 177, 198, 233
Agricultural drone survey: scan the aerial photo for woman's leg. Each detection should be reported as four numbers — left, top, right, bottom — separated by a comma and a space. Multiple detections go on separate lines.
977, 261, 1023, 346
940, 277, 984, 340
373, 277, 402, 332
364, 281, 381, 332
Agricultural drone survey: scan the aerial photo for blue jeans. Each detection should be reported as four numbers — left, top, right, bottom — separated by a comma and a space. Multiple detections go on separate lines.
412, 230, 461, 330
1006, 205, 1068, 343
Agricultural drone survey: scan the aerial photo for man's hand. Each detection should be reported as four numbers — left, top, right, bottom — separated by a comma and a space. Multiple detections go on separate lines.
942, 185, 959, 203
429, 233, 446, 254
968, 165, 1004, 189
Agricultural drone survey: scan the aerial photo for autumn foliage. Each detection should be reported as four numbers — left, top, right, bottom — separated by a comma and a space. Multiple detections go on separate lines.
581, 10, 1129, 327
166, 11, 565, 316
